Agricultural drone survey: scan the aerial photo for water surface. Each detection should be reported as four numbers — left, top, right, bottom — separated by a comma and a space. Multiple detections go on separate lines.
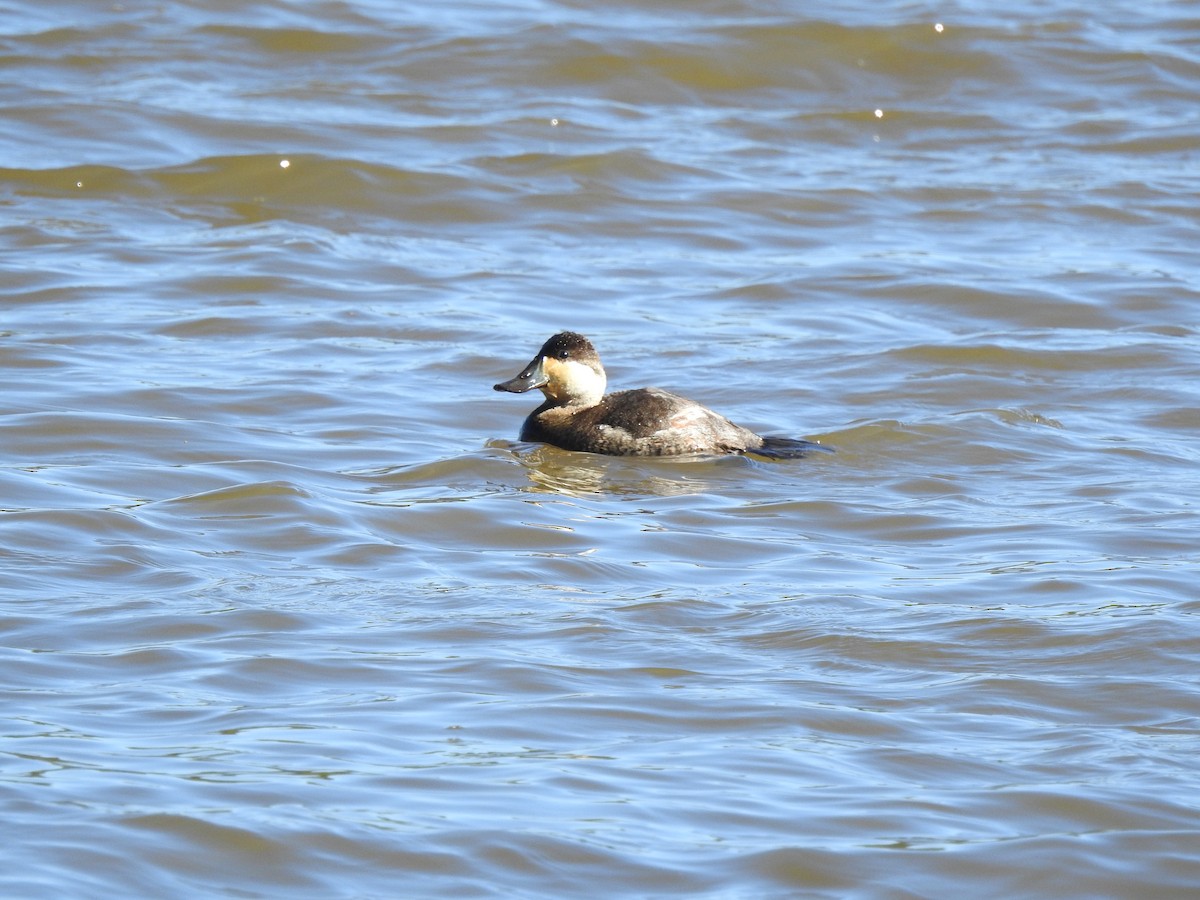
2, 1, 1199, 897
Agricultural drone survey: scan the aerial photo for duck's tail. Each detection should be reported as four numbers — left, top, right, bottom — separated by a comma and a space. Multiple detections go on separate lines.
749, 437, 835, 460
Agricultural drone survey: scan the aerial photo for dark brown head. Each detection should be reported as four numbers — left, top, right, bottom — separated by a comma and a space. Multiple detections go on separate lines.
493, 331, 607, 406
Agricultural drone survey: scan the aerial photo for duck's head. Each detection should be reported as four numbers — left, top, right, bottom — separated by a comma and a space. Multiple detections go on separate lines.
493, 331, 607, 407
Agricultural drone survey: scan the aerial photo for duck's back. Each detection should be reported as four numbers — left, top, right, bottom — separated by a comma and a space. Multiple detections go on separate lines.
522, 387, 764, 456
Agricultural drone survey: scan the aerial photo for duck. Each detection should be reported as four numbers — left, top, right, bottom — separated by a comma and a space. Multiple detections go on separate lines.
493, 331, 830, 458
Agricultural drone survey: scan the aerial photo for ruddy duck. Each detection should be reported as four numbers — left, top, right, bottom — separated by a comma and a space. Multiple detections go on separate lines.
493, 331, 829, 458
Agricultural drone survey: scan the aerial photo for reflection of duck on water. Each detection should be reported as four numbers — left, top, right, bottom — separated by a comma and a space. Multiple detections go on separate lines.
495, 332, 830, 459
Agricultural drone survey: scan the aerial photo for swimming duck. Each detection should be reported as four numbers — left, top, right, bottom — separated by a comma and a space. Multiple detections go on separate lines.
493, 331, 829, 458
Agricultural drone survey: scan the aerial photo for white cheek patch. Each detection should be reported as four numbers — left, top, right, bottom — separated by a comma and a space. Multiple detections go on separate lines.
550, 359, 605, 402
561, 359, 598, 386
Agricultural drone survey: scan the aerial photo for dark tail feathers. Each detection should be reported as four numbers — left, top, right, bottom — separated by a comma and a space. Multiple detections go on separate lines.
749, 437, 835, 460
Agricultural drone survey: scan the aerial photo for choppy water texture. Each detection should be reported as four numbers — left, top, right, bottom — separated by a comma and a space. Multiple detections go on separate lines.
3, 1, 1200, 897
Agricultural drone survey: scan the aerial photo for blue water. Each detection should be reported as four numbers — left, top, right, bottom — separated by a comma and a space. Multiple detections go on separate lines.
2, 1, 1199, 897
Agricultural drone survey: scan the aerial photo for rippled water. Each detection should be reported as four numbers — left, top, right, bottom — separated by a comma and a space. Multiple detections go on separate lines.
3, 1, 1199, 897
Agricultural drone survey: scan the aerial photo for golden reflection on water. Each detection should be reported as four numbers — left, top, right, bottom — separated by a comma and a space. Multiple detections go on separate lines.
499, 442, 738, 497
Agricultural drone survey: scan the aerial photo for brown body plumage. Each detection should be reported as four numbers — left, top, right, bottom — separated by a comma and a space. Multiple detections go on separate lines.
494, 332, 829, 458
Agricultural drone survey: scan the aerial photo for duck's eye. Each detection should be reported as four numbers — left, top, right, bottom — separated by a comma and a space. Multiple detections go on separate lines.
556, 351, 570, 360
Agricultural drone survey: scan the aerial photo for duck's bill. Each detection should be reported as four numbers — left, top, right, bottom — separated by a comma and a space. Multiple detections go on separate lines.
493, 356, 548, 393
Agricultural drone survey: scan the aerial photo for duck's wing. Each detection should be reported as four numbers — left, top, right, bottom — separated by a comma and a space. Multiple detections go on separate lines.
590, 388, 760, 454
